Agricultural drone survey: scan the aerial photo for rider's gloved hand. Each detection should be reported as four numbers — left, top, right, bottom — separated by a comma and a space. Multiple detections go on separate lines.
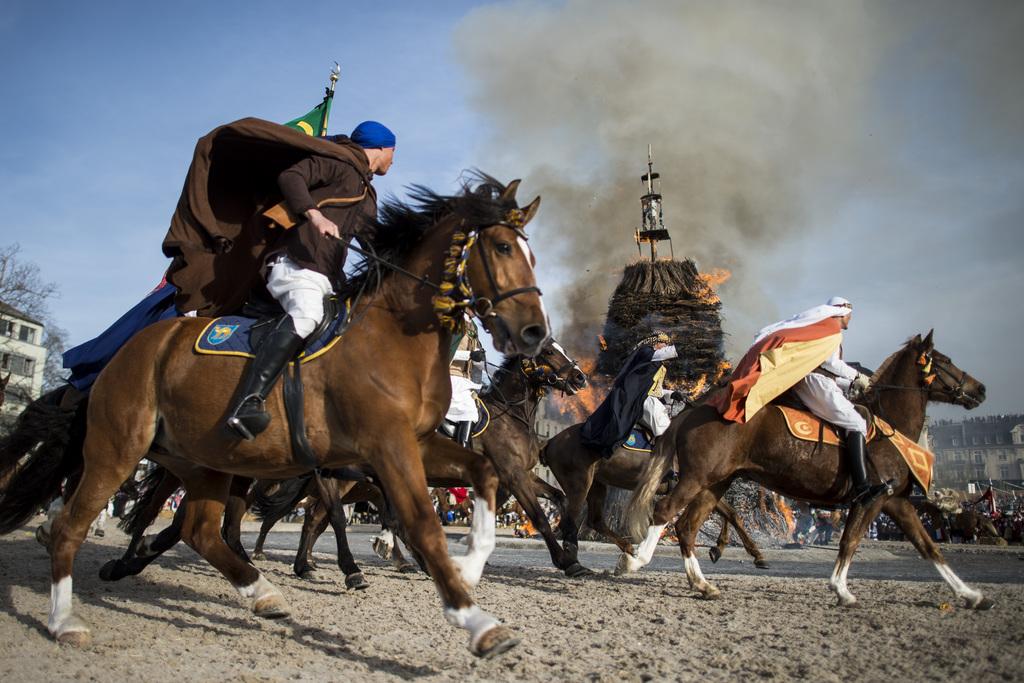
470, 349, 486, 362
852, 373, 871, 394
670, 390, 686, 402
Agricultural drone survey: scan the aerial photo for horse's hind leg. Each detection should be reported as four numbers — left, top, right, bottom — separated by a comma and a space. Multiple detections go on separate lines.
533, 475, 588, 573
177, 468, 288, 619
616, 476, 704, 575
883, 496, 993, 610
715, 499, 769, 569
828, 496, 887, 607
314, 475, 368, 590
294, 500, 329, 577
49, 453, 145, 645
510, 473, 592, 577
676, 484, 730, 598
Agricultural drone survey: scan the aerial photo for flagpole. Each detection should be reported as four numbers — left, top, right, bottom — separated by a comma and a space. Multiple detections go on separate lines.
319, 62, 341, 137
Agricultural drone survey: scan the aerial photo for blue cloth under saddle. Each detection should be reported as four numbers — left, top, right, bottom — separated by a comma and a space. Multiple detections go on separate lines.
63, 282, 179, 392
621, 427, 653, 452
194, 304, 349, 362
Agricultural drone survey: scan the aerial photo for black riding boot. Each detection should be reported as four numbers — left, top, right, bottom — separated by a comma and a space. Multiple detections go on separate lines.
455, 421, 473, 448
845, 430, 889, 504
226, 318, 305, 440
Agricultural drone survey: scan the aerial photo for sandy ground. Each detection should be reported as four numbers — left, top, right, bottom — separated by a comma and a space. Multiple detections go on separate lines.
1, 521, 1022, 682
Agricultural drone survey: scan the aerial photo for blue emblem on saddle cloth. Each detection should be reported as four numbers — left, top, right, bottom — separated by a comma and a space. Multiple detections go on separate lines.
206, 324, 239, 346
622, 427, 653, 453
194, 305, 349, 362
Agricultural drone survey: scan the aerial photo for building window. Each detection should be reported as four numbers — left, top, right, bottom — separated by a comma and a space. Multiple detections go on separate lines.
996, 435, 1004, 444
972, 436, 978, 445
952, 438, 959, 446
1000, 466, 1011, 479
0, 319, 13, 336
999, 453, 1008, 461
17, 325, 35, 343
5, 354, 34, 377
974, 452, 985, 464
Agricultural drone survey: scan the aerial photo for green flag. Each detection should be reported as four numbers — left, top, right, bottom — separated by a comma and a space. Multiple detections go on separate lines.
284, 95, 333, 137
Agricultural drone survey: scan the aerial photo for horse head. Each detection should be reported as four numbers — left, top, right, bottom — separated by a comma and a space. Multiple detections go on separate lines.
522, 337, 589, 395
913, 330, 986, 409
462, 178, 549, 357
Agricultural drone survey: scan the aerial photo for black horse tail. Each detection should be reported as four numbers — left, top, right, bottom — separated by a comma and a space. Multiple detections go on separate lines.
118, 465, 177, 536
252, 474, 314, 522
0, 386, 88, 535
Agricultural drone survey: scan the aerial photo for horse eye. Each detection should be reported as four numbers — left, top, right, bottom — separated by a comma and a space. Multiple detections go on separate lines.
496, 241, 513, 255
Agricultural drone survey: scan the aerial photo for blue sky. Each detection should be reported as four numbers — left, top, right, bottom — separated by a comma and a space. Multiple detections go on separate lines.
1, 1, 1021, 418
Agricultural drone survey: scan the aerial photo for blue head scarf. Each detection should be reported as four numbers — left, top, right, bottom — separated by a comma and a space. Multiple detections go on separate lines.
349, 120, 396, 149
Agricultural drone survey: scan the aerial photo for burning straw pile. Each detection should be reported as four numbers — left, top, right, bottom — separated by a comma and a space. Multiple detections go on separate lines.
595, 259, 729, 397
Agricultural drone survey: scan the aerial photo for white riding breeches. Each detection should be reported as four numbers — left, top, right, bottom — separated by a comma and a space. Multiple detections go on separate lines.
793, 373, 866, 434
640, 395, 671, 438
266, 256, 333, 338
446, 375, 482, 423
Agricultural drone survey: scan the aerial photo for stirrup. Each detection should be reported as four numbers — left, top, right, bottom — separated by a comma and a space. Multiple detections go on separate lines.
226, 395, 268, 441
849, 481, 892, 505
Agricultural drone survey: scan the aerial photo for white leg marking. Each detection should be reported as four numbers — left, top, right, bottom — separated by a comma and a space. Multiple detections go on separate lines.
451, 499, 495, 588
445, 605, 501, 653
49, 577, 88, 638
684, 552, 719, 596
237, 574, 287, 616
372, 529, 395, 561
828, 556, 856, 605
934, 561, 984, 605
615, 523, 666, 575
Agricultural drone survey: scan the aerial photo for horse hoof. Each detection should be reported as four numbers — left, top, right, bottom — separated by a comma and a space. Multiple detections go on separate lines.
969, 596, 995, 611
614, 553, 641, 576
708, 547, 722, 564
295, 568, 316, 580
754, 559, 770, 570
98, 560, 127, 582
473, 625, 520, 658
396, 563, 419, 574
57, 629, 92, 648
251, 552, 266, 562
836, 597, 859, 608
253, 593, 290, 619
564, 563, 594, 578
702, 587, 722, 600
345, 573, 370, 590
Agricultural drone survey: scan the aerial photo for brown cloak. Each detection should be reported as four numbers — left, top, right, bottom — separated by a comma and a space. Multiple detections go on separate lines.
161, 117, 375, 317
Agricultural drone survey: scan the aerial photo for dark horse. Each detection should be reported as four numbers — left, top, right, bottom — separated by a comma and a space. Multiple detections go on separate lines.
620, 332, 994, 610
251, 337, 592, 579
541, 425, 770, 569
0, 176, 549, 656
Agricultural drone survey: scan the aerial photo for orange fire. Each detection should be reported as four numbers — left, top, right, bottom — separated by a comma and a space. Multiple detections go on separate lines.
776, 496, 795, 535
550, 354, 609, 423
695, 268, 732, 306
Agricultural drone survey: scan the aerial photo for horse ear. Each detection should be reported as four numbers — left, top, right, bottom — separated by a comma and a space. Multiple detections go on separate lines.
923, 329, 934, 349
500, 179, 522, 203
521, 196, 541, 226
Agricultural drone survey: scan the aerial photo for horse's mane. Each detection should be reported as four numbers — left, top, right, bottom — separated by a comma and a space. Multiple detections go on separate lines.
864, 335, 920, 401
339, 171, 519, 298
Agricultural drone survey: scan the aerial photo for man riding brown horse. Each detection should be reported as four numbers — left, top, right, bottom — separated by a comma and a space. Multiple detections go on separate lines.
707, 296, 887, 503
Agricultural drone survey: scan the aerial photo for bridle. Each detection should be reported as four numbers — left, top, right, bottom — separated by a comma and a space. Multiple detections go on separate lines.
344, 207, 542, 335
869, 349, 972, 404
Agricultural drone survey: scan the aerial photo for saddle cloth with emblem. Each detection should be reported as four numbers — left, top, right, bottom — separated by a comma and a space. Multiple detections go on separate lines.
774, 405, 935, 491
194, 301, 349, 363
621, 427, 654, 453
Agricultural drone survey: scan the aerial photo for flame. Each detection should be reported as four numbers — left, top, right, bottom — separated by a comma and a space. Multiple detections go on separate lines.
597, 334, 608, 351
694, 268, 732, 306
687, 374, 707, 400
549, 354, 610, 423
776, 496, 795, 534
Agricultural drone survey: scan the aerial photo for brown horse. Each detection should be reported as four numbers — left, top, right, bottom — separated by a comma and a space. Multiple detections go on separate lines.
0, 175, 548, 656
620, 332, 995, 610
542, 425, 770, 568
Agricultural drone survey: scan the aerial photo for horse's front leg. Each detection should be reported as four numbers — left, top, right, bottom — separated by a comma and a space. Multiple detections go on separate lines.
828, 496, 888, 606
370, 431, 516, 657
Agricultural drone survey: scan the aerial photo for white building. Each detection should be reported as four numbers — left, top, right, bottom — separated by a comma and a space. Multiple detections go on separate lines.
0, 301, 47, 427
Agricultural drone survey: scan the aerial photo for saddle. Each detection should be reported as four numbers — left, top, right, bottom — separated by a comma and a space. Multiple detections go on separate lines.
620, 426, 655, 453
773, 404, 935, 491
196, 295, 350, 469
439, 396, 490, 446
